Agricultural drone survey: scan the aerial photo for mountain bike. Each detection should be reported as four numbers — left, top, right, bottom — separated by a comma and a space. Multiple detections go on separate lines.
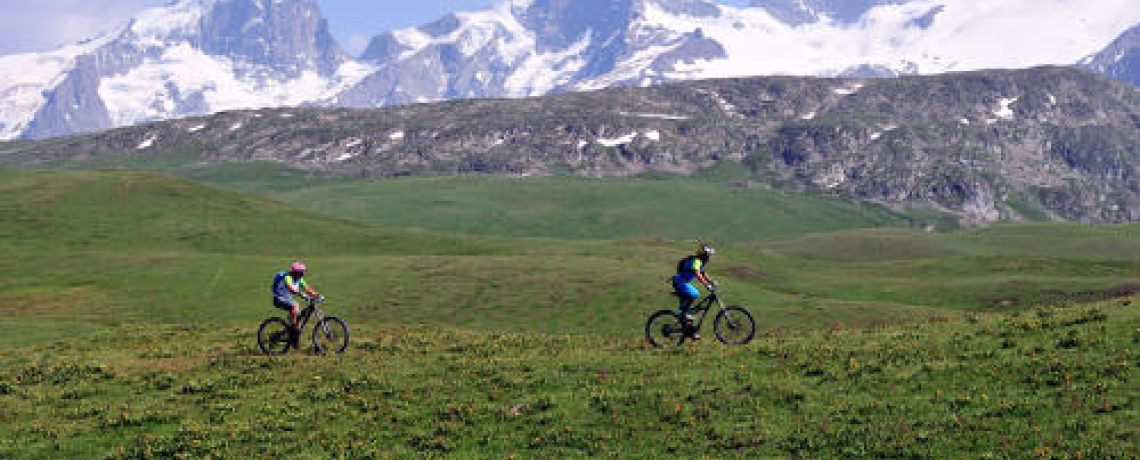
257, 297, 349, 355
645, 289, 755, 347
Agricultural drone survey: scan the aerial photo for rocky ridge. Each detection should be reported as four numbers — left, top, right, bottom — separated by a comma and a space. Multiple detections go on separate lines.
3, 67, 1138, 225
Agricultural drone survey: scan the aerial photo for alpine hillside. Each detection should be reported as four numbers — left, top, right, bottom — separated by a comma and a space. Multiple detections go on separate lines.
5, 67, 1139, 225
1, 0, 1138, 140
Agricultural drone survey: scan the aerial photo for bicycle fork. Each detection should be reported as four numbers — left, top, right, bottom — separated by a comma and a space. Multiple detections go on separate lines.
314, 311, 334, 339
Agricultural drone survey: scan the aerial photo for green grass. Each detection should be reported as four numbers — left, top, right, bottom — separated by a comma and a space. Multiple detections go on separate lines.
3, 169, 1140, 348
0, 300, 1135, 459
179, 162, 932, 242
1, 168, 1139, 459
16, 153, 961, 240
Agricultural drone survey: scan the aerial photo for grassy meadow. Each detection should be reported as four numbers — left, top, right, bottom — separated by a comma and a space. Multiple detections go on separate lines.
1, 301, 1135, 459
0, 167, 1137, 459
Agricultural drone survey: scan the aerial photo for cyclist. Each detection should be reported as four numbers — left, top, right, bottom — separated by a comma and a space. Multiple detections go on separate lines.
272, 262, 322, 344
673, 243, 717, 337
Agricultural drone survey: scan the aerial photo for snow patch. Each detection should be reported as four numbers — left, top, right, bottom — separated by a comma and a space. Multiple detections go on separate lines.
696, 89, 739, 117
597, 133, 638, 147
644, 130, 661, 141
187, 124, 206, 133
648, 0, 1140, 80
801, 111, 817, 120
994, 97, 1017, 120
230, 122, 243, 131
832, 83, 865, 95
503, 32, 592, 96
137, 134, 157, 150
98, 43, 375, 128
389, 131, 405, 140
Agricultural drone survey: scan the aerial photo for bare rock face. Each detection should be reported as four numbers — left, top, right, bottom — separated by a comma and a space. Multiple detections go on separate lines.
197, 0, 345, 76
1081, 24, 1140, 87
5, 67, 1140, 225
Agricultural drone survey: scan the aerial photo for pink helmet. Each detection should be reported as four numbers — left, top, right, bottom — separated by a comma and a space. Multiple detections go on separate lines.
290, 262, 307, 273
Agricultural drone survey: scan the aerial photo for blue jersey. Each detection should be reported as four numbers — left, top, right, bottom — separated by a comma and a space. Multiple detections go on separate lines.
272, 271, 307, 299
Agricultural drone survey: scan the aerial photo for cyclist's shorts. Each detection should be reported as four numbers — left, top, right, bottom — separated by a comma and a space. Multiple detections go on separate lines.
273, 296, 298, 310
672, 278, 700, 300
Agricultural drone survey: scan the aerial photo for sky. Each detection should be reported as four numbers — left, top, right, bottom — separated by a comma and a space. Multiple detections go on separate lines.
0, 0, 753, 57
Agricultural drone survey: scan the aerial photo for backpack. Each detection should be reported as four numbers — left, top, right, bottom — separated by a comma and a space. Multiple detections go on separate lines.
271, 271, 288, 294
677, 255, 699, 274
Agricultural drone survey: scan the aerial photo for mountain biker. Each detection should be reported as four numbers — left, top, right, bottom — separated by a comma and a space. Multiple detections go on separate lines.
272, 262, 322, 342
673, 243, 717, 337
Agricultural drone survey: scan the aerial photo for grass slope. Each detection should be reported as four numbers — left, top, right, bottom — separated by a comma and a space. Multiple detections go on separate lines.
184, 163, 924, 242
54, 158, 949, 240
4, 169, 1140, 349
0, 300, 1135, 459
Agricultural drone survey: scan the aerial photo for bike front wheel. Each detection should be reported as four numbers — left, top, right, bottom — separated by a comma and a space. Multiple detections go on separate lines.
258, 317, 293, 355
645, 310, 687, 348
312, 316, 349, 354
714, 306, 756, 345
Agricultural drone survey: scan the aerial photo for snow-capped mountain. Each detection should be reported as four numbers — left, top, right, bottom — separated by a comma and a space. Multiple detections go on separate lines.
0, 0, 372, 140
335, 0, 1139, 109
747, 0, 906, 26
1081, 25, 1140, 87
1, 0, 1137, 140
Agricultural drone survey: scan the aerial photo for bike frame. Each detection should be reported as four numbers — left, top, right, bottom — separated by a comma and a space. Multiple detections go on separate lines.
686, 291, 725, 333
294, 299, 326, 330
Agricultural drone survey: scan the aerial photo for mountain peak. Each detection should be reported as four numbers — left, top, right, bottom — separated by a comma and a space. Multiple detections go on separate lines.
8, 0, 366, 140
2, 0, 1138, 141
1080, 24, 1140, 87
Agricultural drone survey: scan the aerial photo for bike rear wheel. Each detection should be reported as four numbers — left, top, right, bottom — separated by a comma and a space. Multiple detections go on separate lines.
645, 310, 687, 348
714, 306, 756, 345
312, 316, 349, 354
258, 317, 293, 355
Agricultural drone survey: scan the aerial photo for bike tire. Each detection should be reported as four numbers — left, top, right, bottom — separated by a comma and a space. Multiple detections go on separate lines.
714, 306, 756, 345
645, 310, 687, 348
258, 317, 293, 355
312, 316, 349, 354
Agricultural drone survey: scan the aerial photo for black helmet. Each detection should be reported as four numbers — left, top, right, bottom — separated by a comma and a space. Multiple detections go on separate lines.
696, 241, 715, 256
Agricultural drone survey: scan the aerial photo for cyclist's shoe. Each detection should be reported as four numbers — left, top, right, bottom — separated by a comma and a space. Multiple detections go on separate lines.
680, 315, 700, 340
